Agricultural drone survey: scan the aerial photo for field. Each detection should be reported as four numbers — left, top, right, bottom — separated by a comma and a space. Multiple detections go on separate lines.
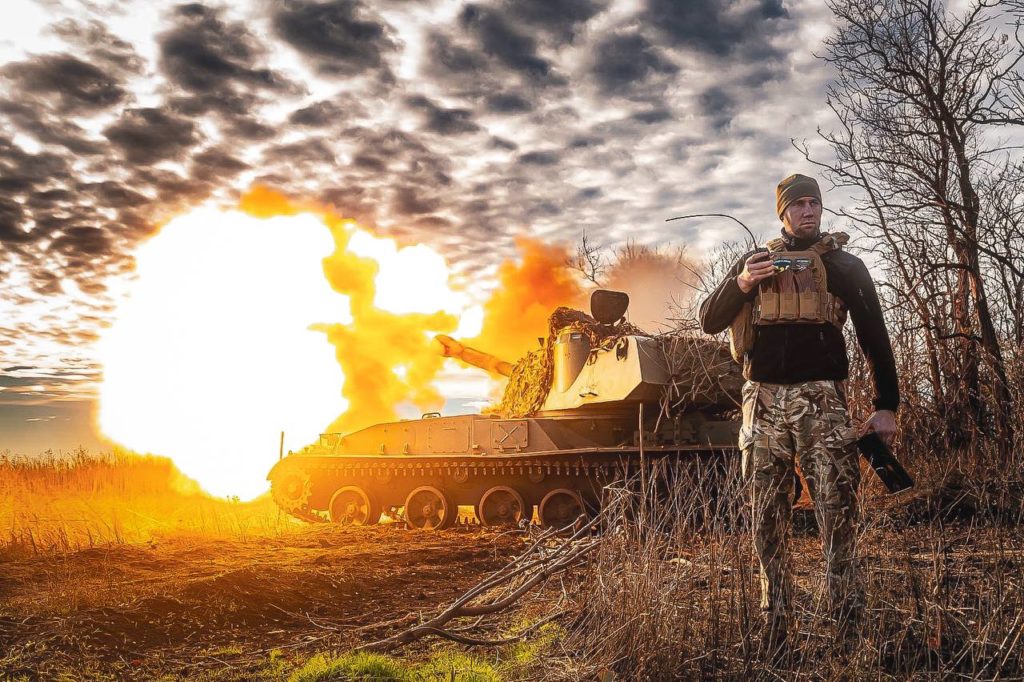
0, 452, 538, 681
1, 450, 1023, 681
0, 524, 524, 680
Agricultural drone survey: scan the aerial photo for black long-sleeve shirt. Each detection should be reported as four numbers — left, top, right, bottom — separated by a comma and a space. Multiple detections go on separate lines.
698, 235, 900, 412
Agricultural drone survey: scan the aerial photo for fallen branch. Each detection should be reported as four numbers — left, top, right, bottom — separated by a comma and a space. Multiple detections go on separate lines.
355, 515, 602, 653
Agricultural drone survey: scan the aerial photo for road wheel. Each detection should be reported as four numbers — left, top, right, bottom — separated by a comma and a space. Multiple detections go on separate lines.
477, 486, 526, 527
404, 486, 454, 530
328, 486, 380, 525
538, 488, 585, 529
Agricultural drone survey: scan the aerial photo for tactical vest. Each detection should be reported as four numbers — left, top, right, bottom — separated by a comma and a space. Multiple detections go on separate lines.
728, 232, 849, 364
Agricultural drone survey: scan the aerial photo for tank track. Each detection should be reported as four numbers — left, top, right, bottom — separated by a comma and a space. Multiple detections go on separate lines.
268, 449, 733, 528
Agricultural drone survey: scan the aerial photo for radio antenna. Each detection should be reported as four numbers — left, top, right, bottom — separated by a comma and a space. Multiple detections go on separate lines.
666, 213, 759, 251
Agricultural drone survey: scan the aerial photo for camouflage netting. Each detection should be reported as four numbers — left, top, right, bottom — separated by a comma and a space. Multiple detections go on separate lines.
496, 307, 742, 418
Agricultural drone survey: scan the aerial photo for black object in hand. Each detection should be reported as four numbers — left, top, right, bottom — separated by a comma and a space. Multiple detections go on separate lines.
857, 432, 914, 494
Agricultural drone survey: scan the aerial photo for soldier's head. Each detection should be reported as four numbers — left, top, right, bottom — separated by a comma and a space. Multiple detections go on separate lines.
776, 174, 822, 241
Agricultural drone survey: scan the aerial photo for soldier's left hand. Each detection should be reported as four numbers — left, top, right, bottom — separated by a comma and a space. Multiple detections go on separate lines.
858, 409, 897, 447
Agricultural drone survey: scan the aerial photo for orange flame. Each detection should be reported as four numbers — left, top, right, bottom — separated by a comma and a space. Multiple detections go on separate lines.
468, 237, 585, 362
239, 187, 459, 435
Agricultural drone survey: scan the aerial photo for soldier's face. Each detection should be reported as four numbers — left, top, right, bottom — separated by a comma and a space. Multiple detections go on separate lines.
782, 196, 822, 240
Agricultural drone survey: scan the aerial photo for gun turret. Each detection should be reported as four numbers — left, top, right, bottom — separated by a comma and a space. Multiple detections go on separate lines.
437, 291, 741, 418
435, 334, 514, 377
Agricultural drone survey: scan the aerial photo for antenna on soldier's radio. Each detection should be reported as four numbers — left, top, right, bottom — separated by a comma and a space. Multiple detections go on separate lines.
665, 213, 759, 251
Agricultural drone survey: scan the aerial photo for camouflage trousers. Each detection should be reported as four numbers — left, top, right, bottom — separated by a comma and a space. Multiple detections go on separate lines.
740, 379, 864, 631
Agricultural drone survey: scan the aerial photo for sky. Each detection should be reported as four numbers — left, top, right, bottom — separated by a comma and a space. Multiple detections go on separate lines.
0, 0, 845, 458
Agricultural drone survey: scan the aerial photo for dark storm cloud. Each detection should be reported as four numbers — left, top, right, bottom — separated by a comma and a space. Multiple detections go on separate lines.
425, 32, 487, 76
518, 150, 561, 166
392, 186, 440, 216
290, 100, 339, 126
85, 181, 149, 209
317, 185, 379, 228
1, 55, 127, 113
458, 4, 563, 84
287, 97, 366, 127
761, 0, 790, 19
159, 4, 291, 94
262, 138, 337, 166
226, 117, 277, 140
190, 148, 249, 181
49, 226, 111, 257
643, 0, 791, 58
484, 92, 533, 113
272, 0, 398, 78
632, 107, 672, 124
103, 107, 198, 164
503, 0, 606, 42
32, 209, 99, 235
0, 101, 106, 156
0, 140, 70, 195
25, 189, 74, 209
568, 135, 603, 148
139, 168, 214, 204
700, 87, 737, 130
405, 95, 480, 135
49, 19, 145, 75
351, 153, 386, 171
490, 136, 518, 151
592, 33, 678, 95
0, 198, 31, 243
415, 215, 453, 229
0, 18, 143, 126
348, 128, 453, 184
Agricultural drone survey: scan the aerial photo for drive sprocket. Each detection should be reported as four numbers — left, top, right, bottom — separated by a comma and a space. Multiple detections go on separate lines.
271, 466, 313, 514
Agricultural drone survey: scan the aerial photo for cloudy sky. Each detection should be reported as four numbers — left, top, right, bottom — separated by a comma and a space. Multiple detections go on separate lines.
1, 0, 842, 456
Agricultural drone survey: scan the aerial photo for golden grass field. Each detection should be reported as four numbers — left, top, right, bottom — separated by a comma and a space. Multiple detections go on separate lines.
0, 450, 534, 681
1, 449, 1022, 681
0, 449, 290, 557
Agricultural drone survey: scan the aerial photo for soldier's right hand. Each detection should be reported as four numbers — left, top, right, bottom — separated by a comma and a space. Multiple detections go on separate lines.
736, 251, 775, 293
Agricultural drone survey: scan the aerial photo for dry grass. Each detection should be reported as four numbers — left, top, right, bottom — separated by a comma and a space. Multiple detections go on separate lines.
555, 450, 1024, 681
2, 442, 1021, 680
0, 448, 291, 558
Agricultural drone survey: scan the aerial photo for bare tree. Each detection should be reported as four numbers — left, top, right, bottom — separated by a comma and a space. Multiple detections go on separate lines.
802, 0, 1024, 456
570, 231, 607, 286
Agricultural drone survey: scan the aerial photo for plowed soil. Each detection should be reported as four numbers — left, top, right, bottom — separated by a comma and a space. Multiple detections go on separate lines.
0, 525, 522, 680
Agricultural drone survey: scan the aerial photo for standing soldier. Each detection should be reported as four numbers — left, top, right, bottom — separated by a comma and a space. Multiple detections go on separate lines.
698, 174, 899, 657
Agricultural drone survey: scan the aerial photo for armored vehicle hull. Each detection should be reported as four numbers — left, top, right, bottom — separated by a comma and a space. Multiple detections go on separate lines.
267, 291, 743, 529
268, 408, 739, 529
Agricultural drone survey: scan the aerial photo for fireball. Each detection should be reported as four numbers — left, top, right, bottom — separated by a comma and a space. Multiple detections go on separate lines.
96, 192, 481, 499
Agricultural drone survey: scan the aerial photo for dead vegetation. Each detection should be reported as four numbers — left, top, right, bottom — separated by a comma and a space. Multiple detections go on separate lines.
556, 457, 1024, 680
0, 448, 290, 558
285, 453, 1022, 680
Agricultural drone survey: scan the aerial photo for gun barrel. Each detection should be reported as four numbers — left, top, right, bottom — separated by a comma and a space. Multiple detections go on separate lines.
435, 335, 514, 377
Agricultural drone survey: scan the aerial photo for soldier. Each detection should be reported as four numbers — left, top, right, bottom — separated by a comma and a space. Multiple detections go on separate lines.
698, 174, 899, 657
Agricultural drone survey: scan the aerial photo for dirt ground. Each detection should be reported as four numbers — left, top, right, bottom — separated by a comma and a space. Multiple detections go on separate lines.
0, 525, 523, 680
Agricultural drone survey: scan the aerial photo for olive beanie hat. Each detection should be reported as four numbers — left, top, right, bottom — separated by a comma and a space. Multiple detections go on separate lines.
776, 174, 821, 219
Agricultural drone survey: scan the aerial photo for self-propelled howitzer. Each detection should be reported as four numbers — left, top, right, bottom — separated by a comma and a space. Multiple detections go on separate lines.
267, 290, 742, 529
